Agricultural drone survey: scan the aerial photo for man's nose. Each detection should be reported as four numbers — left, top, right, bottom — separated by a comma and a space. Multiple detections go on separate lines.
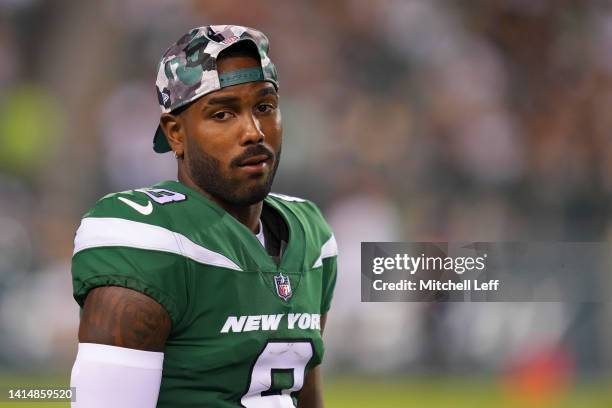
239, 113, 264, 145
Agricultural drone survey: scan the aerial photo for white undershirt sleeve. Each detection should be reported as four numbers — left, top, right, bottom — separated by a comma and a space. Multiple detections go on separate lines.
70, 343, 164, 408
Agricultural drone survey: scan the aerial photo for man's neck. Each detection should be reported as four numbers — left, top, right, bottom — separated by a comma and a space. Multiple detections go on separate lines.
178, 173, 262, 234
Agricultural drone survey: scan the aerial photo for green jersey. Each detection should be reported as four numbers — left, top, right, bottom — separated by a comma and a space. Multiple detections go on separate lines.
71, 180, 338, 407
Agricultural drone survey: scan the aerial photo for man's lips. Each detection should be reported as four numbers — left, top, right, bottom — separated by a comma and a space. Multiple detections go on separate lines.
238, 154, 272, 167
235, 154, 273, 175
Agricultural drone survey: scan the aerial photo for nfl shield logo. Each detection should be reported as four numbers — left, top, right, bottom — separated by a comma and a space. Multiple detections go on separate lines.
274, 273, 292, 301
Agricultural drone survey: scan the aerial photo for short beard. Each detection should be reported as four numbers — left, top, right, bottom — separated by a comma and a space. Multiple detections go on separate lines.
186, 141, 281, 206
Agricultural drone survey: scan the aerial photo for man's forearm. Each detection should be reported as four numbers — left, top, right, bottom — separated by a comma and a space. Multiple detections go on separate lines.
297, 365, 324, 408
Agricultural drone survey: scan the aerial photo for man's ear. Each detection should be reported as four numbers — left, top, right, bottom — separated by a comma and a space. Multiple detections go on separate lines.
160, 113, 185, 157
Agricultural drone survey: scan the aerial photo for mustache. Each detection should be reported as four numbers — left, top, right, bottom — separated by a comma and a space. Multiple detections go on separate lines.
230, 145, 274, 167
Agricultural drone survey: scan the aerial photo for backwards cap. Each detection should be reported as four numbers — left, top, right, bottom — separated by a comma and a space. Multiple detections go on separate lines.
153, 25, 278, 153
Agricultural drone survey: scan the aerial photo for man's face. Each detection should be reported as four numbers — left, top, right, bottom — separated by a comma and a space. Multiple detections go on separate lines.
179, 55, 282, 206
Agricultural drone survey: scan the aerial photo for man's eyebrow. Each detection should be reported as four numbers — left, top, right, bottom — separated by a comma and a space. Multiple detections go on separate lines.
206, 96, 240, 106
256, 87, 278, 98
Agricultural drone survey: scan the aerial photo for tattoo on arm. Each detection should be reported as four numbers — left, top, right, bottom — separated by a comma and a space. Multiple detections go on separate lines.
78, 286, 171, 352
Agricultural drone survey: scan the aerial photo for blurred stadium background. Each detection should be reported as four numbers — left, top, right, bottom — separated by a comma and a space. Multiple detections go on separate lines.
1, 0, 612, 406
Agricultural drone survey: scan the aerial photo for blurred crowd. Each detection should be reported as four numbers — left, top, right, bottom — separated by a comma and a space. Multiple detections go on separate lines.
0, 0, 611, 383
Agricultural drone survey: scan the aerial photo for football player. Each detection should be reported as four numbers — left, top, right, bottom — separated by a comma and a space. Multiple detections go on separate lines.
70, 25, 337, 408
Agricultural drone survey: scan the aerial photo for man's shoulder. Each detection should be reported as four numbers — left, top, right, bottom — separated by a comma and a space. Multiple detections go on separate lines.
72, 181, 235, 269
82, 181, 194, 223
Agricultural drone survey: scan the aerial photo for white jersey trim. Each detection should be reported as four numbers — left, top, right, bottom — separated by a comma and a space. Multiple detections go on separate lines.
73, 217, 243, 271
269, 192, 307, 202
312, 234, 338, 268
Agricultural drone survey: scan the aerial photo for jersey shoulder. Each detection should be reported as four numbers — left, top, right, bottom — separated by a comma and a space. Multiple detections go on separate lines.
71, 182, 194, 326
83, 182, 192, 225
75, 181, 228, 261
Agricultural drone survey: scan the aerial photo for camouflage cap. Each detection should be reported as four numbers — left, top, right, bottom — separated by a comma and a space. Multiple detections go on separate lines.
153, 25, 279, 153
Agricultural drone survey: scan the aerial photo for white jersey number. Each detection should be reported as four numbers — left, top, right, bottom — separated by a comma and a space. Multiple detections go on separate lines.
241, 340, 314, 408
137, 188, 186, 204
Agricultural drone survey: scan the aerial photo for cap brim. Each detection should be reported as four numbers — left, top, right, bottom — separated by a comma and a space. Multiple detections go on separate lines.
153, 125, 172, 153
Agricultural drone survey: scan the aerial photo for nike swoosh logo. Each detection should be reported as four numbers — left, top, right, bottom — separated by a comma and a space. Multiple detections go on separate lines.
118, 197, 153, 215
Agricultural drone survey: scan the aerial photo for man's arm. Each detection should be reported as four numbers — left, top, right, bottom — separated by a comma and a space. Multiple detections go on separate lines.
71, 286, 172, 408
78, 286, 171, 350
297, 313, 327, 408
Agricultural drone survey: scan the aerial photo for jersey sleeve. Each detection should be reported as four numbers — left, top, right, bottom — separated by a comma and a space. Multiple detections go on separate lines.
301, 200, 339, 314
320, 255, 337, 314
71, 194, 189, 328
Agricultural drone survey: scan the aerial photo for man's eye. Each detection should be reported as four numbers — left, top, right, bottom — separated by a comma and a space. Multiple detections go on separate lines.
256, 104, 274, 113
212, 111, 231, 120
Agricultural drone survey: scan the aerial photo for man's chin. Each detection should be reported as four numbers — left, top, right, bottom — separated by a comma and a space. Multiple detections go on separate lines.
233, 185, 272, 206
204, 180, 272, 207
